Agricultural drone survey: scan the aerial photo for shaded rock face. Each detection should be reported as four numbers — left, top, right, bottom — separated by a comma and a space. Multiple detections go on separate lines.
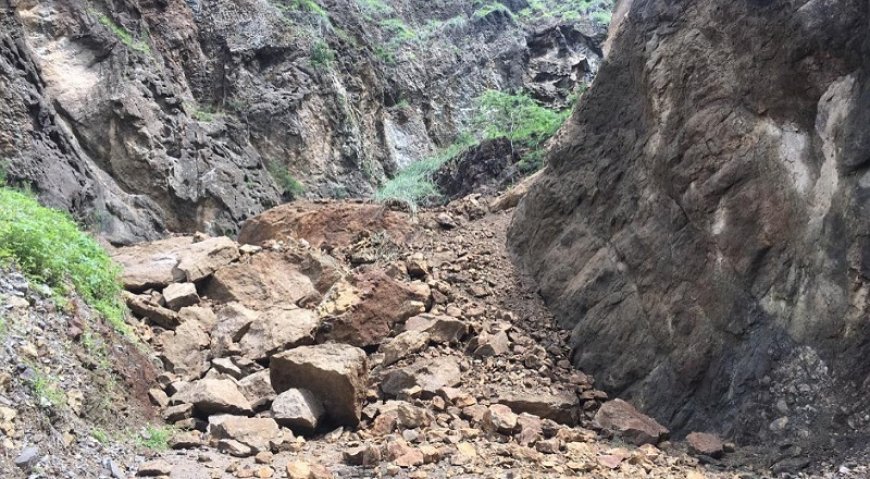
0, 0, 602, 243
509, 0, 870, 445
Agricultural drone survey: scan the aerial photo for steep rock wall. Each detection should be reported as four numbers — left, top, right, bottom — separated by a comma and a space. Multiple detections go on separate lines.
509, 0, 870, 452
0, 0, 604, 243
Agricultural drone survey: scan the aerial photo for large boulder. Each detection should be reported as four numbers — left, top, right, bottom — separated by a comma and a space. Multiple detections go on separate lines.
271, 388, 325, 433
171, 379, 253, 416
508, 0, 870, 443
270, 344, 368, 427
203, 251, 321, 310
318, 271, 429, 348
593, 399, 669, 446
113, 236, 239, 290
238, 306, 319, 360
497, 391, 579, 426
380, 356, 462, 398
157, 320, 210, 380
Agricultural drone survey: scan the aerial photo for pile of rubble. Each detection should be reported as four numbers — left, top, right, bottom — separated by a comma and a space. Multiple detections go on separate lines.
110, 200, 735, 478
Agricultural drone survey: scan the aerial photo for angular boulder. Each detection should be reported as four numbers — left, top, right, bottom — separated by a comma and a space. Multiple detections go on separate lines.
271, 388, 325, 433
381, 331, 430, 366
593, 399, 669, 446
171, 379, 253, 416
113, 236, 239, 290
381, 356, 461, 398
270, 344, 368, 426
498, 391, 579, 426
157, 319, 210, 380
318, 270, 429, 348
239, 306, 319, 360
203, 251, 320, 309
163, 282, 200, 310
238, 370, 276, 411
404, 314, 469, 344
686, 432, 725, 458
208, 415, 280, 455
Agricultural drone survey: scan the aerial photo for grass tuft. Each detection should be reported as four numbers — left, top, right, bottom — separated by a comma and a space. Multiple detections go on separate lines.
96, 14, 151, 54
136, 425, 173, 450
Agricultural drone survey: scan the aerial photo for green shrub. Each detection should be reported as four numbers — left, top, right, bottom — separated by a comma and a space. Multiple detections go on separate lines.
28, 367, 66, 408
288, 0, 328, 17
380, 18, 417, 43
375, 134, 477, 210
268, 164, 305, 198
592, 10, 612, 25
310, 40, 336, 69
0, 189, 127, 334
474, 90, 569, 148
96, 14, 151, 54
356, 0, 392, 16
473, 2, 515, 20
193, 109, 215, 122
136, 425, 173, 451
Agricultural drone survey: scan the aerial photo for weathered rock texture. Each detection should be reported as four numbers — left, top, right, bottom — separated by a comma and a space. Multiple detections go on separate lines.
509, 0, 870, 448
0, 0, 602, 243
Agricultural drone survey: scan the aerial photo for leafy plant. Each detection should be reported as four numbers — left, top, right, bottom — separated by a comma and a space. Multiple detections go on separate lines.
29, 368, 66, 408
592, 10, 612, 25
0, 189, 128, 335
96, 14, 151, 54
92, 428, 110, 445
287, 0, 328, 17
473, 2, 515, 20
268, 164, 305, 198
379, 18, 417, 43
136, 425, 173, 451
310, 40, 336, 69
193, 109, 215, 122
474, 90, 569, 149
375, 133, 477, 210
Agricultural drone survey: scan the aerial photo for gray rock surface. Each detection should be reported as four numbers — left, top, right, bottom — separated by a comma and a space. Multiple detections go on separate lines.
0, 0, 602, 241
509, 0, 870, 446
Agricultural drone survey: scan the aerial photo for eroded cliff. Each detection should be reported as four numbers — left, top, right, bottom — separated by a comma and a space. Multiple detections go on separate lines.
0, 0, 604, 243
509, 0, 870, 458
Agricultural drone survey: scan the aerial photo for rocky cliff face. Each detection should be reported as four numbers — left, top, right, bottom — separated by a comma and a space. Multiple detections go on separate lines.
509, 0, 870, 453
0, 0, 603, 244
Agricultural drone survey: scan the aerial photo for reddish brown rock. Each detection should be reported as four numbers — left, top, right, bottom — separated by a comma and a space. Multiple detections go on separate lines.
593, 399, 669, 446
238, 201, 414, 249
204, 251, 320, 310
686, 432, 725, 458
318, 270, 429, 348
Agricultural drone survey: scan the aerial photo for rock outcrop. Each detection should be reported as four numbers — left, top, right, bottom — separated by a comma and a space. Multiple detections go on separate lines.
509, 0, 870, 449
0, 0, 603, 242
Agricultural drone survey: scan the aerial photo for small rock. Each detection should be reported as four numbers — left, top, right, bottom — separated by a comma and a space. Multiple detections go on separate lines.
286, 462, 312, 479
169, 431, 203, 449
163, 283, 200, 310
404, 314, 469, 344
14, 446, 40, 470
163, 403, 194, 422
137, 459, 173, 476
255, 451, 274, 464
209, 416, 281, 455
148, 388, 170, 408
381, 331, 430, 366
483, 404, 518, 434
271, 388, 325, 433
171, 379, 253, 416
686, 432, 725, 458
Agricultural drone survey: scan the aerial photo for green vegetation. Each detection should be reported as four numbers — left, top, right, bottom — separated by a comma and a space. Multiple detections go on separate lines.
0, 159, 8, 185
376, 87, 577, 206
518, 0, 614, 24
375, 133, 477, 210
0, 189, 128, 335
286, 0, 328, 17
379, 18, 417, 43
356, 0, 393, 17
268, 163, 305, 198
136, 425, 173, 450
193, 109, 215, 122
310, 40, 336, 69
473, 2, 515, 20
29, 368, 66, 408
96, 14, 151, 54
92, 428, 110, 445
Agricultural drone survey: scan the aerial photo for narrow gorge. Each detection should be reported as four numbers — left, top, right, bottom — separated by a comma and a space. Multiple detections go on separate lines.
0, 0, 869, 478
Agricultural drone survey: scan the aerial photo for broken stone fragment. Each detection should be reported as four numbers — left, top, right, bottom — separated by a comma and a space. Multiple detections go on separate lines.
271, 388, 325, 433
238, 370, 276, 411
380, 331, 430, 366
239, 306, 319, 361
209, 415, 281, 455
381, 356, 461, 398
270, 343, 368, 427
686, 431, 725, 458
593, 399, 669, 446
498, 391, 579, 426
136, 459, 173, 477
469, 330, 510, 357
162, 282, 200, 310
404, 314, 469, 344
170, 379, 253, 416
483, 404, 519, 434
123, 291, 180, 329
